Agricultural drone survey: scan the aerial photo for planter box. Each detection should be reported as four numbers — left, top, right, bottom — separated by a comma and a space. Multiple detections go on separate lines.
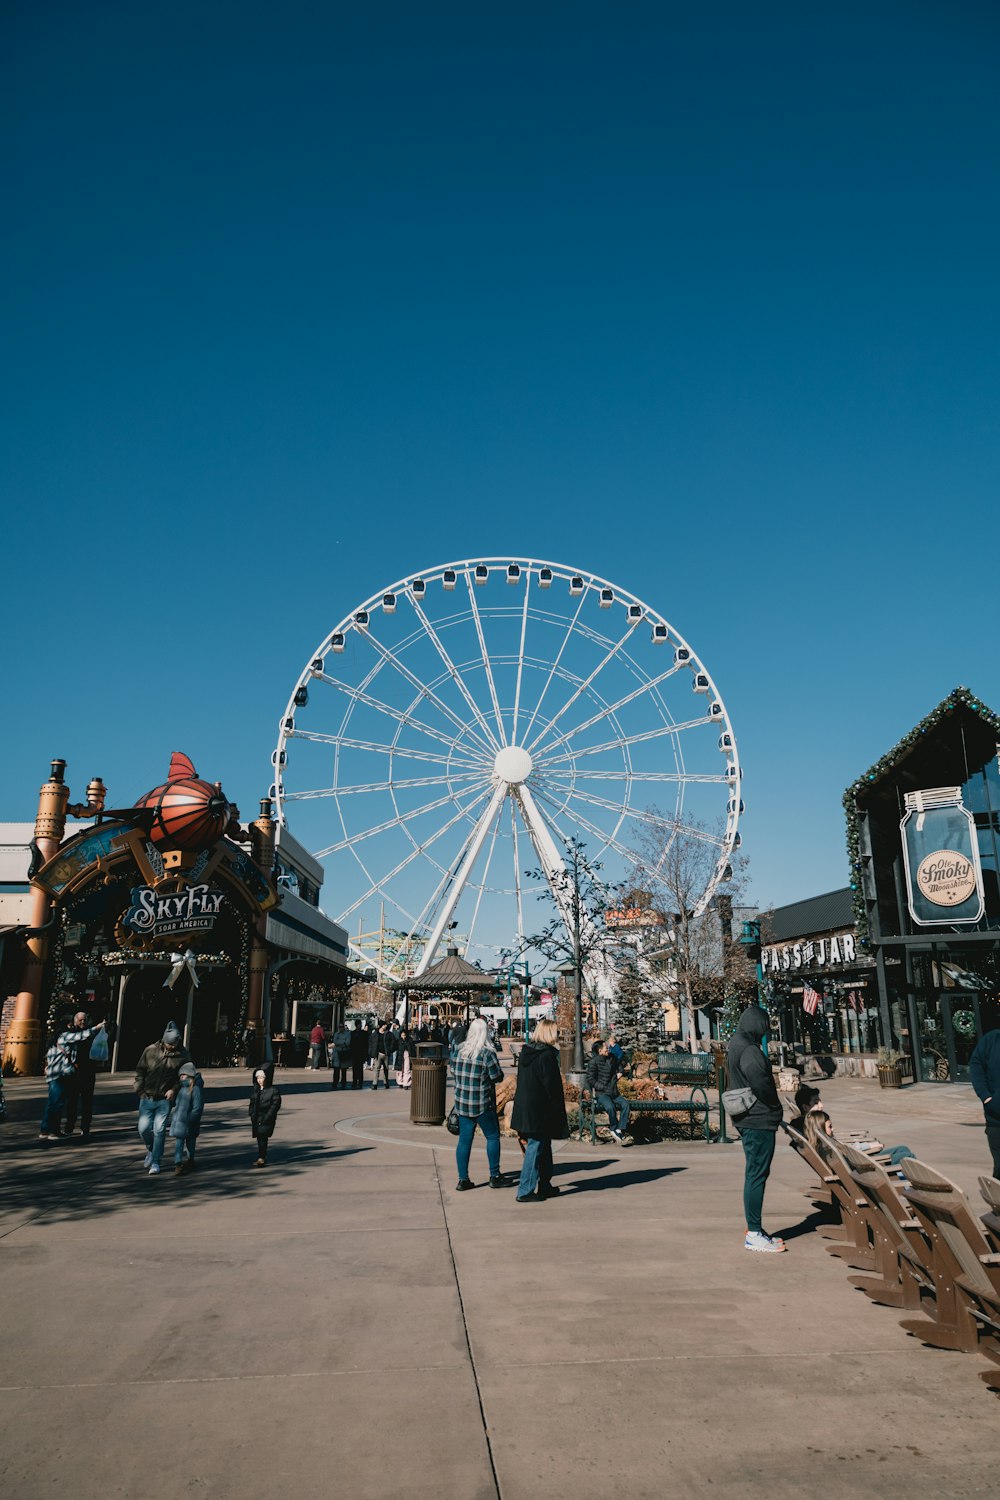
876, 1064, 903, 1089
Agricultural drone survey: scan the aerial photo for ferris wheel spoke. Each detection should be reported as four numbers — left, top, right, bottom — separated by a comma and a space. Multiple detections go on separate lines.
519, 591, 588, 745
407, 595, 503, 752
540, 769, 727, 784
531, 786, 637, 867
530, 663, 683, 760
292, 731, 484, 770
336, 787, 494, 923
414, 781, 508, 974
523, 619, 640, 756
284, 770, 487, 801
465, 570, 506, 742
541, 715, 712, 767
358, 627, 498, 758
317, 785, 486, 858
317, 673, 488, 758
557, 786, 726, 847
510, 567, 532, 742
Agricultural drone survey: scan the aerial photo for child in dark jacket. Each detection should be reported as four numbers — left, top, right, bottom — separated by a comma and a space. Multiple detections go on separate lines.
170, 1061, 205, 1175
250, 1063, 282, 1167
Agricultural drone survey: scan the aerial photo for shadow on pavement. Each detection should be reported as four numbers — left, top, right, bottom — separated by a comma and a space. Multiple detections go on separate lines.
0, 1133, 374, 1227
564, 1166, 687, 1192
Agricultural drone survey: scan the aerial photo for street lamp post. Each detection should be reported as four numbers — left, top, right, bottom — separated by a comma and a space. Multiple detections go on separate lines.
739, 919, 767, 1057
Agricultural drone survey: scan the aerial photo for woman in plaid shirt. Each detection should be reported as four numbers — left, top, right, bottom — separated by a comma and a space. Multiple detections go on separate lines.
451, 1018, 514, 1192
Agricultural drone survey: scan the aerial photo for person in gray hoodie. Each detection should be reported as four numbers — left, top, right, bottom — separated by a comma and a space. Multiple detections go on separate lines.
726, 1005, 786, 1253
169, 1061, 204, 1175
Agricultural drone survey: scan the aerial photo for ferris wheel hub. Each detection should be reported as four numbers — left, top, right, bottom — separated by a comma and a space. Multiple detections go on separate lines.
493, 745, 534, 785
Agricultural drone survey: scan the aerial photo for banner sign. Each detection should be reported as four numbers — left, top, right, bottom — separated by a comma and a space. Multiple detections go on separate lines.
122, 883, 225, 942
901, 787, 985, 927
761, 931, 860, 973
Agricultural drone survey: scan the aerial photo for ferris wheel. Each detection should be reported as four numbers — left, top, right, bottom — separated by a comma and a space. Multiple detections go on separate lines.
272, 558, 742, 981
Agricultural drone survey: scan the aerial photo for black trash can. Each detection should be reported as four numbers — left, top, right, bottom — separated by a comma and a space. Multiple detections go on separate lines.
410, 1052, 447, 1125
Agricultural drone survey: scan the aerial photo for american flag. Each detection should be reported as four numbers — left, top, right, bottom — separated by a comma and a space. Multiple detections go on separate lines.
802, 981, 822, 1015
846, 990, 863, 1013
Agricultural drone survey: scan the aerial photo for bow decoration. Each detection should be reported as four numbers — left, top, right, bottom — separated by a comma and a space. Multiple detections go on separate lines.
163, 950, 201, 991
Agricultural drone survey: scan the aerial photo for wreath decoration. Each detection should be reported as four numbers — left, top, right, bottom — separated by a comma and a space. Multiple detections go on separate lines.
952, 1008, 976, 1039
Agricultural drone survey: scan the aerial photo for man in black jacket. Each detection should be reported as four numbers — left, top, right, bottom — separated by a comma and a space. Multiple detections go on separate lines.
349, 1019, 369, 1089
969, 1026, 1000, 1177
585, 1040, 630, 1142
726, 1005, 786, 1252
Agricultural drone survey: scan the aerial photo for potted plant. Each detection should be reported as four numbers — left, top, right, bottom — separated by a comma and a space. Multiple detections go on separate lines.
876, 1046, 905, 1089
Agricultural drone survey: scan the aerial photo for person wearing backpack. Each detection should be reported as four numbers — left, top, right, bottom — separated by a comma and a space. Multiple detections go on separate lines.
725, 1005, 786, 1253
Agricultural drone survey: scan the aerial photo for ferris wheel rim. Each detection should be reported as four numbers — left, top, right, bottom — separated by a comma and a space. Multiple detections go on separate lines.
272, 557, 743, 977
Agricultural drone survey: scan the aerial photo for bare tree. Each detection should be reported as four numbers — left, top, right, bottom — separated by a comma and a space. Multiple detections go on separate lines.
626, 813, 756, 1047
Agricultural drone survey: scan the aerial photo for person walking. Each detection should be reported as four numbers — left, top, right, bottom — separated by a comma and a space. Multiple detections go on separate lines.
969, 1024, 1000, 1178
372, 1021, 393, 1089
249, 1063, 282, 1167
349, 1019, 369, 1089
64, 1009, 102, 1139
585, 1038, 631, 1143
170, 1061, 204, 1174
307, 1020, 326, 1071
134, 1022, 190, 1175
330, 1019, 352, 1090
39, 1014, 106, 1142
451, 1017, 513, 1191
511, 1018, 568, 1202
394, 1024, 415, 1088
726, 1005, 786, 1252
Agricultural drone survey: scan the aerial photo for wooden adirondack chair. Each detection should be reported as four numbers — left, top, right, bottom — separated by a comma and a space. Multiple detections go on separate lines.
782, 1123, 839, 1222
809, 1132, 879, 1270
977, 1175, 1000, 1252
837, 1142, 933, 1312
897, 1158, 1000, 1359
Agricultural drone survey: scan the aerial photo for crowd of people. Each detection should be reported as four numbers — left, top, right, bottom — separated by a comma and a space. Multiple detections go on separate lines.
27, 995, 1000, 1237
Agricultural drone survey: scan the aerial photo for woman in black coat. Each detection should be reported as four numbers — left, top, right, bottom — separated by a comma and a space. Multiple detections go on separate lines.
511, 1018, 567, 1202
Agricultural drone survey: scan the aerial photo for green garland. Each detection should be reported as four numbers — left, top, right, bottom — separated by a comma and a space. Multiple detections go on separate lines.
842, 686, 1000, 950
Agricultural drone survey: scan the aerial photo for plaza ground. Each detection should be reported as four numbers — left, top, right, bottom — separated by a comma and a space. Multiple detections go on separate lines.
1, 1065, 997, 1499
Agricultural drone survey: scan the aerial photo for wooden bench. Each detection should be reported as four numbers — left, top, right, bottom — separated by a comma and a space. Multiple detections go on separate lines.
579, 1053, 712, 1144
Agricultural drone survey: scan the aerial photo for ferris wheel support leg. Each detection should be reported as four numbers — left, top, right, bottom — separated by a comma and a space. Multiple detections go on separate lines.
515, 786, 615, 1002
414, 781, 507, 976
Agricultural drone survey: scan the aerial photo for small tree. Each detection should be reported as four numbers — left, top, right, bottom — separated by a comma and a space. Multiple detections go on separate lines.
610, 948, 666, 1051
514, 836, 624, 1068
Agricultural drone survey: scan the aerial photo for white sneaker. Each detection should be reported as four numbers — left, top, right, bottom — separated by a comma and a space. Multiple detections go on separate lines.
744, 1230, 786, 1253
148, 1164, 161, 1175
142, 1152, 153, 1169
611, 1129, 624, 1142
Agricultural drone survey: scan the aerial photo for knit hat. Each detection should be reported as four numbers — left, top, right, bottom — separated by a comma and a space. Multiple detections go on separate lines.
163, 1022, 182, 1044
178, 1061, 198, 1077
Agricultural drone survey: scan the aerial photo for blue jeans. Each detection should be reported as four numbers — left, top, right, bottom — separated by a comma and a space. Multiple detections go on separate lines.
456, 1109, 501, 1180
517, 1136, 553, 1199
173, 1134, 197, 1166
138, 1098, 171, 1167
40, 1078, 66, 1135
596, 1092, 630, 1134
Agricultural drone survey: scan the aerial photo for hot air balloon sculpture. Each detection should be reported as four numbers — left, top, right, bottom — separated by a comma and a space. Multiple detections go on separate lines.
135, 753, 233, 851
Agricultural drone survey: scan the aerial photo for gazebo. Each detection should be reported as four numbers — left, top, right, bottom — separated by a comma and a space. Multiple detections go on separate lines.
393, 946, 497, 1025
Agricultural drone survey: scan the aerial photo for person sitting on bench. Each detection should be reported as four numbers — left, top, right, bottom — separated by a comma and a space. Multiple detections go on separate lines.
585, 1039, 630, 1143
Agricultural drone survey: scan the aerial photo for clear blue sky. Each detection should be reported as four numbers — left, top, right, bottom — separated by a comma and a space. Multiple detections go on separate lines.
4, 2, 999, 913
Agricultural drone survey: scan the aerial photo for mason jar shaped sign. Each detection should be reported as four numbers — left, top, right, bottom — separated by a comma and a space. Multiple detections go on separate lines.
901, 787, 984, 926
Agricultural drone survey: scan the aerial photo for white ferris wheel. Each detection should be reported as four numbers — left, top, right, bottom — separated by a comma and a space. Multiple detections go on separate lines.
272, 558, 742, 983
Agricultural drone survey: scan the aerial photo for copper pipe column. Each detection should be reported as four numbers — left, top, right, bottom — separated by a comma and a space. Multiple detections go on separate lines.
246, 797, 276, 1066
4, 761, 70, 1075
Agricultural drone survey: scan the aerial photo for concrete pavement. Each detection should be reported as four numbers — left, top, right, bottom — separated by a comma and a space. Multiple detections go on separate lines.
1, 1067, 998, 1499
